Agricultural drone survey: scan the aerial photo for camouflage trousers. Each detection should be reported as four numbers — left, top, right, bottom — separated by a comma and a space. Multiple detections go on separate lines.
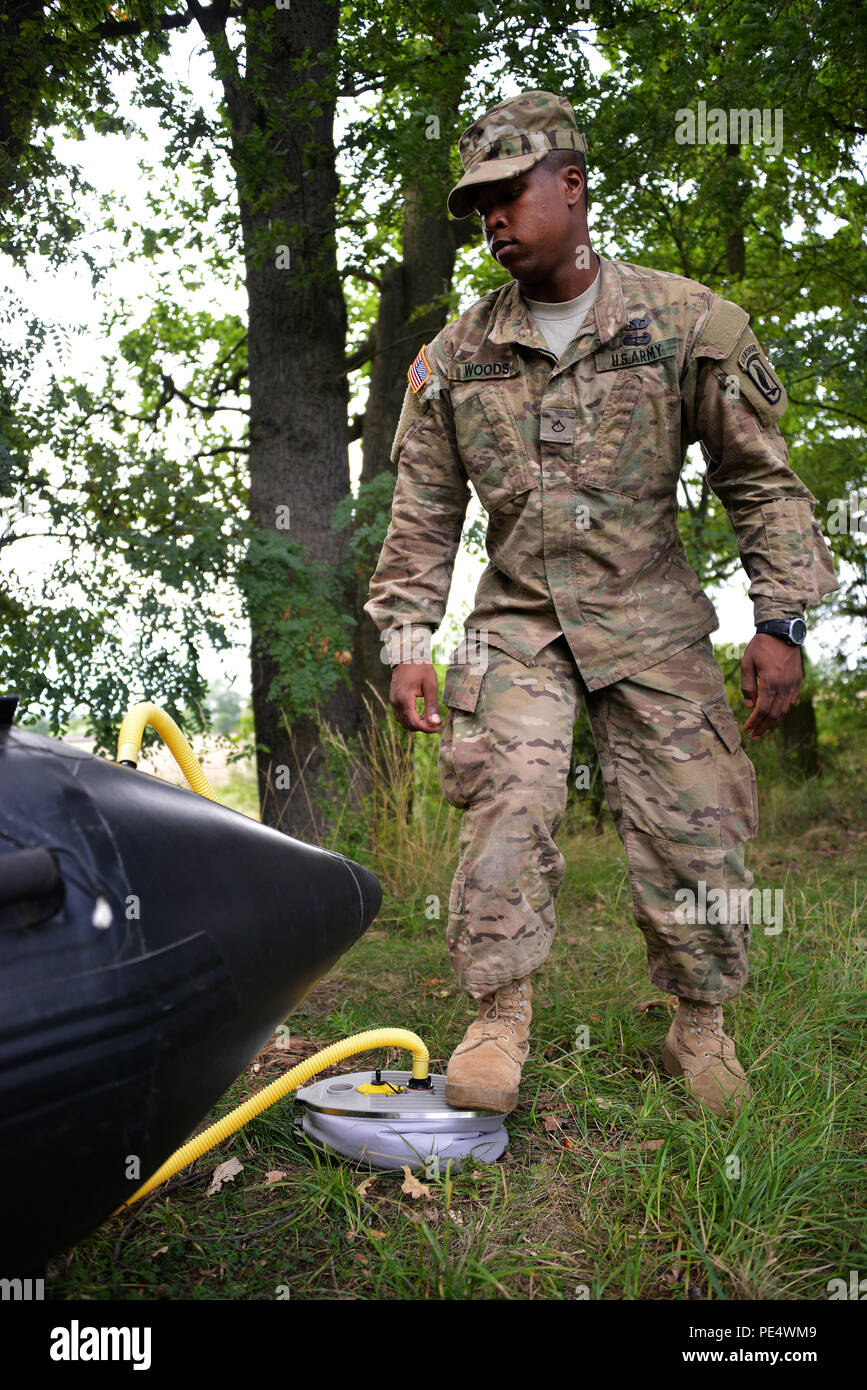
437, 633, 759, 1004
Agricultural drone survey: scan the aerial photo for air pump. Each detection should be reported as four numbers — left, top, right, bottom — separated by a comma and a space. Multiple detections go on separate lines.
294, 1069, 510, 1171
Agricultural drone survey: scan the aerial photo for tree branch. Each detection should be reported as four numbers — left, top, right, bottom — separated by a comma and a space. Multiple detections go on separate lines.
192, 444, 250, 460
91, 4, 197, 39
342, 264, 382, 290
785, 394, 867, 428
345, 336, 374, 373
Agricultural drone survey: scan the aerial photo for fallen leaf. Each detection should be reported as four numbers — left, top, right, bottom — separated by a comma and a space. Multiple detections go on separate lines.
152, 1246, 168, 1258
562, 1137, 575, 1150
543, 1115, 562, 1133
634, 997, 670, 1013
369, 1229, 387, 1240
263, 1170, 287, 1187
401, 1165, 430, 1199
448, 1208, 465, 1225
207, 1157, 243, 1195
601, 1139, 665, 1159
356, 1175, 378, 1199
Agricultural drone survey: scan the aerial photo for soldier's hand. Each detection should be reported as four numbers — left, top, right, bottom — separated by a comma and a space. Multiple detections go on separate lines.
390, 661, 442, 733
741, 635, 803, 741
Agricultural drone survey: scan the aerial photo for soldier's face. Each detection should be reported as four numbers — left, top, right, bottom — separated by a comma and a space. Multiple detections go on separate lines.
473, 163, 582, 284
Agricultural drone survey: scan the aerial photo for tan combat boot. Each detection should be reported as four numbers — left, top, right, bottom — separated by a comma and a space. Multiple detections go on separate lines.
445, 977, 532, 1114
662, 999, 751, 1117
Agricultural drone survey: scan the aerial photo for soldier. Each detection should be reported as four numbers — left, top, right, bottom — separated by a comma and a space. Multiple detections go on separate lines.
364, 91, 839, 1118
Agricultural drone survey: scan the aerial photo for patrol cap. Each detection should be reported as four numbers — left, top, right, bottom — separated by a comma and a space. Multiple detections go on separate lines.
447, 90, 586, 220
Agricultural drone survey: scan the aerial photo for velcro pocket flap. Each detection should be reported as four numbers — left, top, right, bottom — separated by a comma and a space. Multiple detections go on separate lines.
442, 661, 485, 713
701, 696, 742, 755
694, 299, 750, 361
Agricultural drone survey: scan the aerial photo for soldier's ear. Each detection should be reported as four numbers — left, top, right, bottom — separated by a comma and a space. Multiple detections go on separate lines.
563, 166, 585, 208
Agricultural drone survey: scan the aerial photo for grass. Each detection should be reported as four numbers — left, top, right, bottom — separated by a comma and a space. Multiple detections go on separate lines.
44, 719, 867, 1301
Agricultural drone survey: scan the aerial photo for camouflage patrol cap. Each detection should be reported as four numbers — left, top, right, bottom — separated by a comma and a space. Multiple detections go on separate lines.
447, 90, 586, 219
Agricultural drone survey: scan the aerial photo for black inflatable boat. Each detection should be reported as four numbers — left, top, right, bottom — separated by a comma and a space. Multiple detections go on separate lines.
0, 696, 381, 1267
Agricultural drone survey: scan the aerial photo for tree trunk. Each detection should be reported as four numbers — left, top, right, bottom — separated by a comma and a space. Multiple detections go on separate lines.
724, 141, 747, 278
780, 693, 820, 778
355, 184, 467, 712
208, 0, 366, 842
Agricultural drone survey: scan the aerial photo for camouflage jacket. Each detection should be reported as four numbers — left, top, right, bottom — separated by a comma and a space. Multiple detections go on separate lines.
364, 253, 839, 698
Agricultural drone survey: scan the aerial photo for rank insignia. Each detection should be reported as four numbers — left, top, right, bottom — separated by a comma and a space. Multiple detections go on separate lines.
408, 345, 433, 394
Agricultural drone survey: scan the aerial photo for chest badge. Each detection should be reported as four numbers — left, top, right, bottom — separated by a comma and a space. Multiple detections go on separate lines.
622, 316, 651, 346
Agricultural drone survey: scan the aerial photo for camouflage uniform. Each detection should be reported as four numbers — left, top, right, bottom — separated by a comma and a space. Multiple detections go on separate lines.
364, 97, 839, 1004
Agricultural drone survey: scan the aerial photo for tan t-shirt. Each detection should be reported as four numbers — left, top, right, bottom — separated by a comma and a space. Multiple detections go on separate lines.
522, 266, 602, 360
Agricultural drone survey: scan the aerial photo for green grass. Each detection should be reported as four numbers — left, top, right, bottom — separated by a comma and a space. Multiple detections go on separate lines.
45, 733, 867, 1301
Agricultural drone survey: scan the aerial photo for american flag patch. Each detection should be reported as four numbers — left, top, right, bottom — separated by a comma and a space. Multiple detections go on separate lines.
408, 345, 432, 394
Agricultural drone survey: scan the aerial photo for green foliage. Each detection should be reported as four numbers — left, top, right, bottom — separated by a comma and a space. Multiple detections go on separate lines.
237, 527, 356, 724
332, 470, 397, 582
1, 0, 864, 757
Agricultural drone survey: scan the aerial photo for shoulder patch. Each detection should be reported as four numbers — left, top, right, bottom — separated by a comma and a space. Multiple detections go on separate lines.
737, 340, 783, 407
408, 345, 433, 394
712, 324, 788, 427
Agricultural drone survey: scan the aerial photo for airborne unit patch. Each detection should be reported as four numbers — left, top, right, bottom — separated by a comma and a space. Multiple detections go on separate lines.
408, 345, 433, 394
737, 342, 782, 405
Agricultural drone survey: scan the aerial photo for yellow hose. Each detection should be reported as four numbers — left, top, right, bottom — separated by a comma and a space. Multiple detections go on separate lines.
116, 701, 219, 802
116, 1028, 430, 1211
113, 703, 429, 1212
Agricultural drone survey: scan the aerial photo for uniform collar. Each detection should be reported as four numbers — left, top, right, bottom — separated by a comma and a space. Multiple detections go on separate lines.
485, 252, 627, 352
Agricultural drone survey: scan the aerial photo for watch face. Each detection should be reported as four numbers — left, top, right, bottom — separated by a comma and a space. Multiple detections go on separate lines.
791, 619, 807, 644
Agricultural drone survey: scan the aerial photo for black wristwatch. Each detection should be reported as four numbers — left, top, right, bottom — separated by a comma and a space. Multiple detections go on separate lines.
755, 617, 807, 647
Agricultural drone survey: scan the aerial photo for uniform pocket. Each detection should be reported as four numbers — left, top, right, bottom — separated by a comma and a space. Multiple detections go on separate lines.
442, 659, 485, 713
437, 659, 492, 808
702, 698, 759, 846
580, 357, 679, 500
700, 696, 743, 754
608, 700, 722, 847
453, 383, 538, 513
